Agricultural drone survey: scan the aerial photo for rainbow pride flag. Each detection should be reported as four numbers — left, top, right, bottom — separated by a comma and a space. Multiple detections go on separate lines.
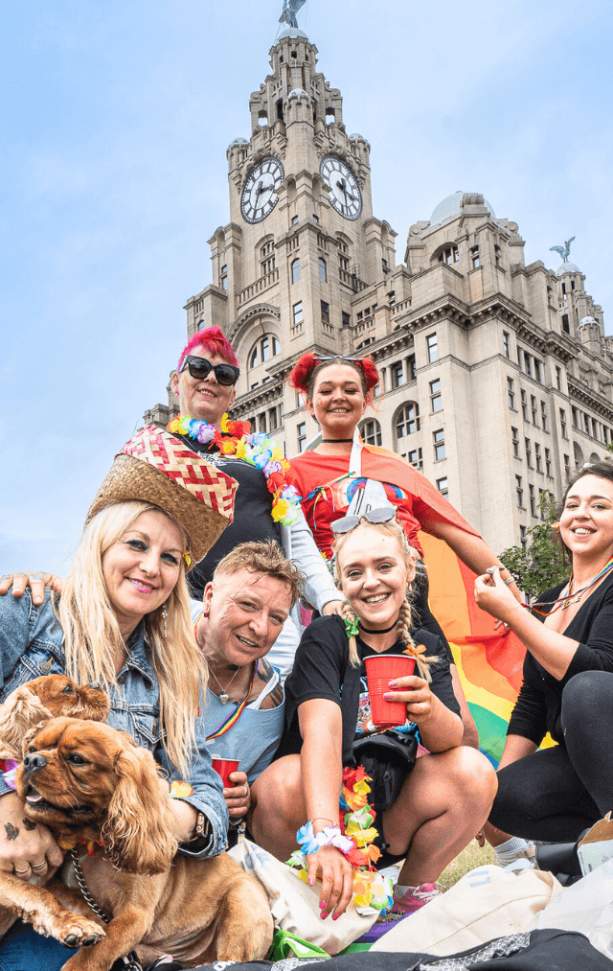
420, 533, 526, 765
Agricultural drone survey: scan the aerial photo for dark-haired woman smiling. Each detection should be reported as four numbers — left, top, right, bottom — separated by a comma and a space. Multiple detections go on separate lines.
475, 461, 613, 842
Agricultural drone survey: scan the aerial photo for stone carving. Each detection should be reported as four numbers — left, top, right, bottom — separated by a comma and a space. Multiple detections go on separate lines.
279, 0, 306, 29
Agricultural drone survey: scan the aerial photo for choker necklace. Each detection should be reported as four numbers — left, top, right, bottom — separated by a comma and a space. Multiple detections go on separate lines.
359, 621, 398, 634
322, 438, 354, 443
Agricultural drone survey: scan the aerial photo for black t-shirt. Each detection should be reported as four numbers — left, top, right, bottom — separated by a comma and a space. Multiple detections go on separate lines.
278, 615, 460, 766
179, 437, 281, 599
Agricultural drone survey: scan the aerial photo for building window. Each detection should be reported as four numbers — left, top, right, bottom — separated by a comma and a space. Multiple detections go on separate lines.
495, 243, 502, 267
248, 333, 280, 369
426, 332, 439, 363
503, 331, 510, 358
535, 359, 544, 384
540, 400, 549, 432
290, 258, 300, 283
515, 475, 524, 509
382, 257, 390, 274
433, 428, 446, 462
530, 394, 538, 425
395, 402, 420, 440
535, 442, 543, 473
563, 453, 570, 480
562, 313, 570, 334
360, 418, 382, 446
529, 484, 537, 518
507, 377, 516, 410
521, 389, 528, 421
260, 237, 276, 275
560, 409, 568, 439
545, 447, 552, 477
220, 264, 228, 290
320, 300, 330, 324
391, 361, 405, 388
292, 301, 304, 330
437, 244, 459, 265
297, 421, 307, 453
436, 477, 449, 496
520, 525, 528, 548
268, 406, 279, 430
291, 214, 299, 225
538, 488, 548, 520
430, 378, 443, 413
523, 352, 533, 379
470, 245, 480, 269
406, 354, 416, 381
342, 311, 350, 327
555, 366, 562, 389
511, 427, 520, 458
407, 447, 423, 470
525, 437, 533, 468
319, 257, 327, 283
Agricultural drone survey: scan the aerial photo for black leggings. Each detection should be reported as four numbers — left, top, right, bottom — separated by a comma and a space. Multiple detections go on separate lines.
490, 670, 613, 841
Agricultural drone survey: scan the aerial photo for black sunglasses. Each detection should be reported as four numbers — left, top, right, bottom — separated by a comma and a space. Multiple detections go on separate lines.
180, 355, 240, 387
331, 506, 396, 535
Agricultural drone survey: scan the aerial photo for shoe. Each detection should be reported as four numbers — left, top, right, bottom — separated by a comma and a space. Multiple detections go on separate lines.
391, 882, 440, 915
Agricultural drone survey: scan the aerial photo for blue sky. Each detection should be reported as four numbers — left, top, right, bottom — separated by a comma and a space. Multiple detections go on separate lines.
1, 0, 612, 573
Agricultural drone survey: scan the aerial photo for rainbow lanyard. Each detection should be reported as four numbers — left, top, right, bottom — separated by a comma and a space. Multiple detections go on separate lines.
206, 665, 256, 741
527, 556, 613, 617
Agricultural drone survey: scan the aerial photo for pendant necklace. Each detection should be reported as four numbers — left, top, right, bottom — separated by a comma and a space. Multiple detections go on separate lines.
209, 666, 242, 705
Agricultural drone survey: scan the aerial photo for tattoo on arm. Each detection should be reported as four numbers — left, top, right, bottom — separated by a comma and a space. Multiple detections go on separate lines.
22, 818, 37, 831
4, 822, 19, 840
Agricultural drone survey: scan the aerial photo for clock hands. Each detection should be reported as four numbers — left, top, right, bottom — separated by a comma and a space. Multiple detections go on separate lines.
335, 177, 357, 205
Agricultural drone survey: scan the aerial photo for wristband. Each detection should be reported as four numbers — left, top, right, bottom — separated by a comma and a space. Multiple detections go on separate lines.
295, 821, 354, 856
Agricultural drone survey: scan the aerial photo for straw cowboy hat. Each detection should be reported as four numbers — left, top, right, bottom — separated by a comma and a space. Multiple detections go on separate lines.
87, 425, 238, 562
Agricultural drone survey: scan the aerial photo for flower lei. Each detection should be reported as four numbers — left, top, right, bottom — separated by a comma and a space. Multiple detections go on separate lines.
288, 766, 394, 915
168, 414, 301, 527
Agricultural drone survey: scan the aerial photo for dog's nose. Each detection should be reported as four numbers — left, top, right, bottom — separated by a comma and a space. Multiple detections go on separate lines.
23, 753, 47, 773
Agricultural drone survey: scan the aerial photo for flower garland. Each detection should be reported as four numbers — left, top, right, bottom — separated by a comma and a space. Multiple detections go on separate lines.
168, 413, 301, 527
287, 766, 394, 916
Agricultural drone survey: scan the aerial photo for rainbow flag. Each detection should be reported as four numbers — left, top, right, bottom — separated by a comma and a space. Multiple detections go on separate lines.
420, 533, 526, 765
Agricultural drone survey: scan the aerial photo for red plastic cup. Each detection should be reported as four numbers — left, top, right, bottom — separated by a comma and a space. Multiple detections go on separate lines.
364, 654, 416, 727
211, 756, 240, 787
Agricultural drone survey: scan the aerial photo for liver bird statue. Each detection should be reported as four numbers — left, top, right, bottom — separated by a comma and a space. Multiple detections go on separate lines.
279, 0, 306, 29
549, 236, 576, 262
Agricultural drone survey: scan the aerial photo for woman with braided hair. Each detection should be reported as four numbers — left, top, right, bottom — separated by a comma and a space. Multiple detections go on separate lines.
250, 513, 496, 924
287, 352, 522, 747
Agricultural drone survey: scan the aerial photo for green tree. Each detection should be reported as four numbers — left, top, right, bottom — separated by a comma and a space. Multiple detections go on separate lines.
499, 493, 568, 598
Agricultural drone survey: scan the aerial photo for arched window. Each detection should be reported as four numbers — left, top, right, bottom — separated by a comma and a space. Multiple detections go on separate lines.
434, 244, 459, 266
259, 237, 276, 276
220, 264, 228, 291
248, 333, 281, 370
573, 441, 584, 469
360, 418, 382, 446
291, 258, 300, 284
319, 257, 327, 282
394, 402, 420, 443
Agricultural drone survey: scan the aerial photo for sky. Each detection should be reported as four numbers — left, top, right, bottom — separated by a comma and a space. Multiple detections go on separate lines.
1, 0, 612, 573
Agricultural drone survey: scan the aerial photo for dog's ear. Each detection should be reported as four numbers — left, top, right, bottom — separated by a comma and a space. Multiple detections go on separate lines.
101, 744, 178, 875
0, 686, 50, 759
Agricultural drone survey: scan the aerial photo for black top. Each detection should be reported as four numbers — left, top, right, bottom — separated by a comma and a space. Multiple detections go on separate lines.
508, 570, 613, 745
278, 615, 460, 766
178, 437, 281, 599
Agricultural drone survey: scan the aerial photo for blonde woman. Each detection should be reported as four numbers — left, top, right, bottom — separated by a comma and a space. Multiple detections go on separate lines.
251, 510, 496, 927
0, 426, 237, 971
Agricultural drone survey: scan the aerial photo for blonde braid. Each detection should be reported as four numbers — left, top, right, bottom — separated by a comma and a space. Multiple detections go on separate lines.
397, 598, 437, 683
339, 600, 361, 667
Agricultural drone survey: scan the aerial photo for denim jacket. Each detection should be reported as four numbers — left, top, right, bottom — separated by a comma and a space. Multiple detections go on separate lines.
0, 591, 228, 858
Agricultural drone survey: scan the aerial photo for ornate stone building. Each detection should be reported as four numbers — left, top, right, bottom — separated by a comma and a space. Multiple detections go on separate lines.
147, 25, 613, 554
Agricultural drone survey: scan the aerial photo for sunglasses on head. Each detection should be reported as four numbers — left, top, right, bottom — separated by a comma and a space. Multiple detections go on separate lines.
331, 506, 396, 535
180, 355, 240, 387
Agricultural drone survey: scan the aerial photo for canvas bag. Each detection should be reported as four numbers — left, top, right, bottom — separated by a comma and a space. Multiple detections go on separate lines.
371, 865, 562, 955
536, 855, 613, 958
229, 837, 377, 954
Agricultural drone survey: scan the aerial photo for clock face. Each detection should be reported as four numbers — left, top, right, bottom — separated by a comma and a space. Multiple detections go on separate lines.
240, 157, 284, 224
320, 155, 362, 220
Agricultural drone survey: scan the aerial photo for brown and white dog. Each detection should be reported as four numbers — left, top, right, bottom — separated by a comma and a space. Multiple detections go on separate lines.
3, 716, 272, 970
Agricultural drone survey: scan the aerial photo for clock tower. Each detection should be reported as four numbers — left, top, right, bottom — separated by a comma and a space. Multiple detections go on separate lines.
181, 23, 397, 448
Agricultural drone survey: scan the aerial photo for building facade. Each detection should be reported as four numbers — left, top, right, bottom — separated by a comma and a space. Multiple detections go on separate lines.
147, 26, 613, 555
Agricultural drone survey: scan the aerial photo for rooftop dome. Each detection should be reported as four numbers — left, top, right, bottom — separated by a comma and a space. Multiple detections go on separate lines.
229, 137, 248, 146
579, 315, 598, 327
430, 191, 496, 227
288, 87, 308, 98
556, 261, 581, 276
277, 26, 308, 40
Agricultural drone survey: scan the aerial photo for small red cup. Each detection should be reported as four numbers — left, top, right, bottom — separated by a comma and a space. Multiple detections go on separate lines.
364, 654, 416, 727
211, 756, 240, 787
